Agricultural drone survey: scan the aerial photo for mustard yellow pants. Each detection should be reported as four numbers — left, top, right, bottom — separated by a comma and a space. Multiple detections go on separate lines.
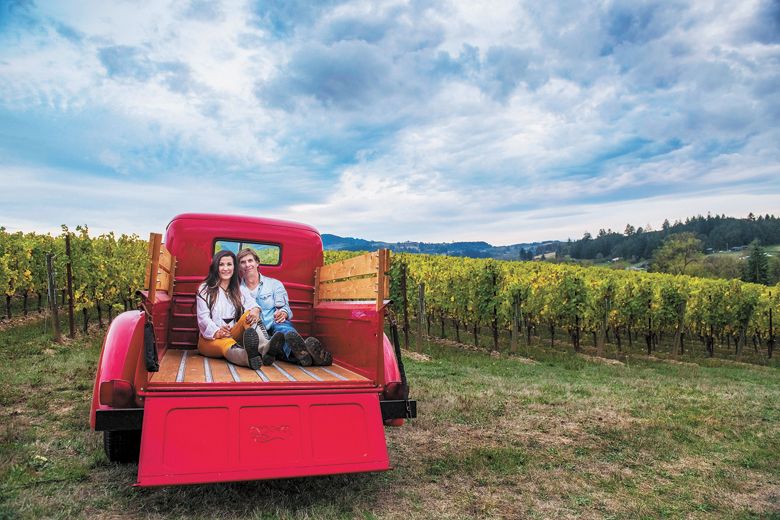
198, 310, 253, 358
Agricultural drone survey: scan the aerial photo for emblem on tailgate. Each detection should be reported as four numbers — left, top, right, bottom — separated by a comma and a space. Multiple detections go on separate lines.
249, 424, 292, 443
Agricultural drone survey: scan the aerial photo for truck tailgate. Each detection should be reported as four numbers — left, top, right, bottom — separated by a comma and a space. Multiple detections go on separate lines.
136, 389, 389, 486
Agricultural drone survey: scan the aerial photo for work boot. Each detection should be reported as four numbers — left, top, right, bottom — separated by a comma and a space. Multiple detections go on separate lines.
242, 328, 261, 369
262, 332, 285, 366
253, 318, 270, 340
285, 331, 312, 366
305, 337, 332, 366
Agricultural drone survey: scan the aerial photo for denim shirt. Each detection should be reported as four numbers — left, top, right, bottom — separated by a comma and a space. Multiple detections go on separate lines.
242, 274, 293, 329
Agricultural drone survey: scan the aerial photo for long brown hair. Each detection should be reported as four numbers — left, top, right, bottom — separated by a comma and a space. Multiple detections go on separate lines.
201, 250, 243, 321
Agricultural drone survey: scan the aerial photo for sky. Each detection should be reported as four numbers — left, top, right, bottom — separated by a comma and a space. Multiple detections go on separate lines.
0, 0, 778, 245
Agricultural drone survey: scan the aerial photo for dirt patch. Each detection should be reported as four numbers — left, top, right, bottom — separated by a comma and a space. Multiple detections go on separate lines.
722, 480, 780, 515
53, 404, 76, 417
657, 456, 780, 515
0, 312, 50, 331
703, 358, 777, 371
577, 354, 625, 366
401, 349, 431, 362
427, 336, 496, 353
635, 355, 699, 367
426, 336, 537, 364
498, 402, 641, 452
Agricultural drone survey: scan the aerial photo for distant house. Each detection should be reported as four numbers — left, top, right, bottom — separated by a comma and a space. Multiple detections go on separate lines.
730, 245, 747, 252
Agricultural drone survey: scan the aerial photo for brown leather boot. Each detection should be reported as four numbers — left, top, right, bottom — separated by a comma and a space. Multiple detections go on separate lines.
262, 332, 285, 366
305, 337, 332, 366
284, 331, 312, 366
241, 328, 261, 370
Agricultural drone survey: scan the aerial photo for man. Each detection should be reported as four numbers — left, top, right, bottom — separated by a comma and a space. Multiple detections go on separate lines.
237, 248, 332, 367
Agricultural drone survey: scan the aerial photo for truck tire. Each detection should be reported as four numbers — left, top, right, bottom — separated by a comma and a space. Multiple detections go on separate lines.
104, 430, 141, 463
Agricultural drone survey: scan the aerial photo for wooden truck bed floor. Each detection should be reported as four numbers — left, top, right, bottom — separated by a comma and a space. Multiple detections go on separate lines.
149, 349, 369, 386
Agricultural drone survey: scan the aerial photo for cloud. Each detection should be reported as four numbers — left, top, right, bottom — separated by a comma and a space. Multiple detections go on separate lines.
743, 0, 780, 44
260, 40, 392, 110
98, 45, 156, 80
181, 0, 225, 22
0, 0, 778, 245
250, 0, 345, 38
98, 46, 195, 93
0, 164, 290, 236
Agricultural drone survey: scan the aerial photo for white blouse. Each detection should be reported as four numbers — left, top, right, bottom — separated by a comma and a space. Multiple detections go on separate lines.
196, 283, 259, 340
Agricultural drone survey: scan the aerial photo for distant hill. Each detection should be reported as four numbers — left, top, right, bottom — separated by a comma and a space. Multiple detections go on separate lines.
321, 233, 558, 260
323, 214, 780, 263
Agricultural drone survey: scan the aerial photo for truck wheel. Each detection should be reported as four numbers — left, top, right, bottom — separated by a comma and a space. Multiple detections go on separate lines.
104, 430, 141, 463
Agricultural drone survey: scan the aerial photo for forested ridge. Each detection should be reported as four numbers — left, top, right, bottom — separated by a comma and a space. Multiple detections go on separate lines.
324, 213, 780, 264
563, 213, 780, 260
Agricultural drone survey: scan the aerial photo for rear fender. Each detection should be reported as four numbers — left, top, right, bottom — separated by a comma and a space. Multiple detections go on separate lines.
382, 333, 404, 400
90, 311, 147, 429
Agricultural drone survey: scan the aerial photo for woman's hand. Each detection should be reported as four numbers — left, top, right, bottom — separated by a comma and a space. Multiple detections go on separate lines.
248, 308, 261, 325
214, 325, 231, 339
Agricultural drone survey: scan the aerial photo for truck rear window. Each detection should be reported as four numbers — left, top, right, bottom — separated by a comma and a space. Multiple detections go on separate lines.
215, 240, 280, 266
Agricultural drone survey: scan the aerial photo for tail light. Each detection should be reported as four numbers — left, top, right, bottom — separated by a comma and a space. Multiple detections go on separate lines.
99, 379, 135, 407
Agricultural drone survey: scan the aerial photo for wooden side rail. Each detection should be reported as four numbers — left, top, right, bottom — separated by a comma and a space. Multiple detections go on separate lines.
144, 232, 177, 304
314, 249, 390, 311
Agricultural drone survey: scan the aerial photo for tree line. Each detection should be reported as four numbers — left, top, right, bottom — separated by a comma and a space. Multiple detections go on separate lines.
563, 213, 780, 261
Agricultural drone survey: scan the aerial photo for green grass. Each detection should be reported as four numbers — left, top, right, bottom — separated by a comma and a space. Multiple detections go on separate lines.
1, 319, 779, 519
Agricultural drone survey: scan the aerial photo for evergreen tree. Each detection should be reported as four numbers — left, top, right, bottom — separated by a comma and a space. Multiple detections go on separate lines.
742, 240, 769, 284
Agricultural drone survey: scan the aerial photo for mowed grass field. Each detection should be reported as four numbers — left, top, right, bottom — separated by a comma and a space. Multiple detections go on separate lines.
1, 319, 778, 519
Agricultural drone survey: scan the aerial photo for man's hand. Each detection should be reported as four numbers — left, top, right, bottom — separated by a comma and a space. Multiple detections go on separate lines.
274, 309, 288, 323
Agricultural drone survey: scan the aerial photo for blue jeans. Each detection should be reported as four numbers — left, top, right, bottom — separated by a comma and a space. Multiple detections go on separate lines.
268, 320, 298, 361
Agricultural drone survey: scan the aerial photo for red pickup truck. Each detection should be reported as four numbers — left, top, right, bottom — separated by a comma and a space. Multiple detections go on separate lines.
89, 213, 416, 486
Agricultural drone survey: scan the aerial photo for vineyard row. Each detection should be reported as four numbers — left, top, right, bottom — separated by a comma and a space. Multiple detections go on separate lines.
1, 230, 777, 359
380, 252, 778, 360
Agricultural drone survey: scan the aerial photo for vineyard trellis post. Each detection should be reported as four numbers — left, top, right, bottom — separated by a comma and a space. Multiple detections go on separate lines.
45, 253, 62, 343
400, 263, 409, 349
491, 270, 499, 352
511, 294, 519, 353
65, 234, 75, 338
768, 299, 774, 359
672, 300, 686, 359
417, 282, 425, 352
597, 295, 609, 357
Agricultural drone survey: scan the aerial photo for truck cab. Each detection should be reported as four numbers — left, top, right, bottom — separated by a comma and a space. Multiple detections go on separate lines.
90, 213, 415, 486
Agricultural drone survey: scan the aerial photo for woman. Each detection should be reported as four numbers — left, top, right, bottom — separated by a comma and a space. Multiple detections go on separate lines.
196, 250, 263, 369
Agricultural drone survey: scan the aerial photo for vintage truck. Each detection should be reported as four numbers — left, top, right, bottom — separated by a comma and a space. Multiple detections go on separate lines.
89, 213, 416, 486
